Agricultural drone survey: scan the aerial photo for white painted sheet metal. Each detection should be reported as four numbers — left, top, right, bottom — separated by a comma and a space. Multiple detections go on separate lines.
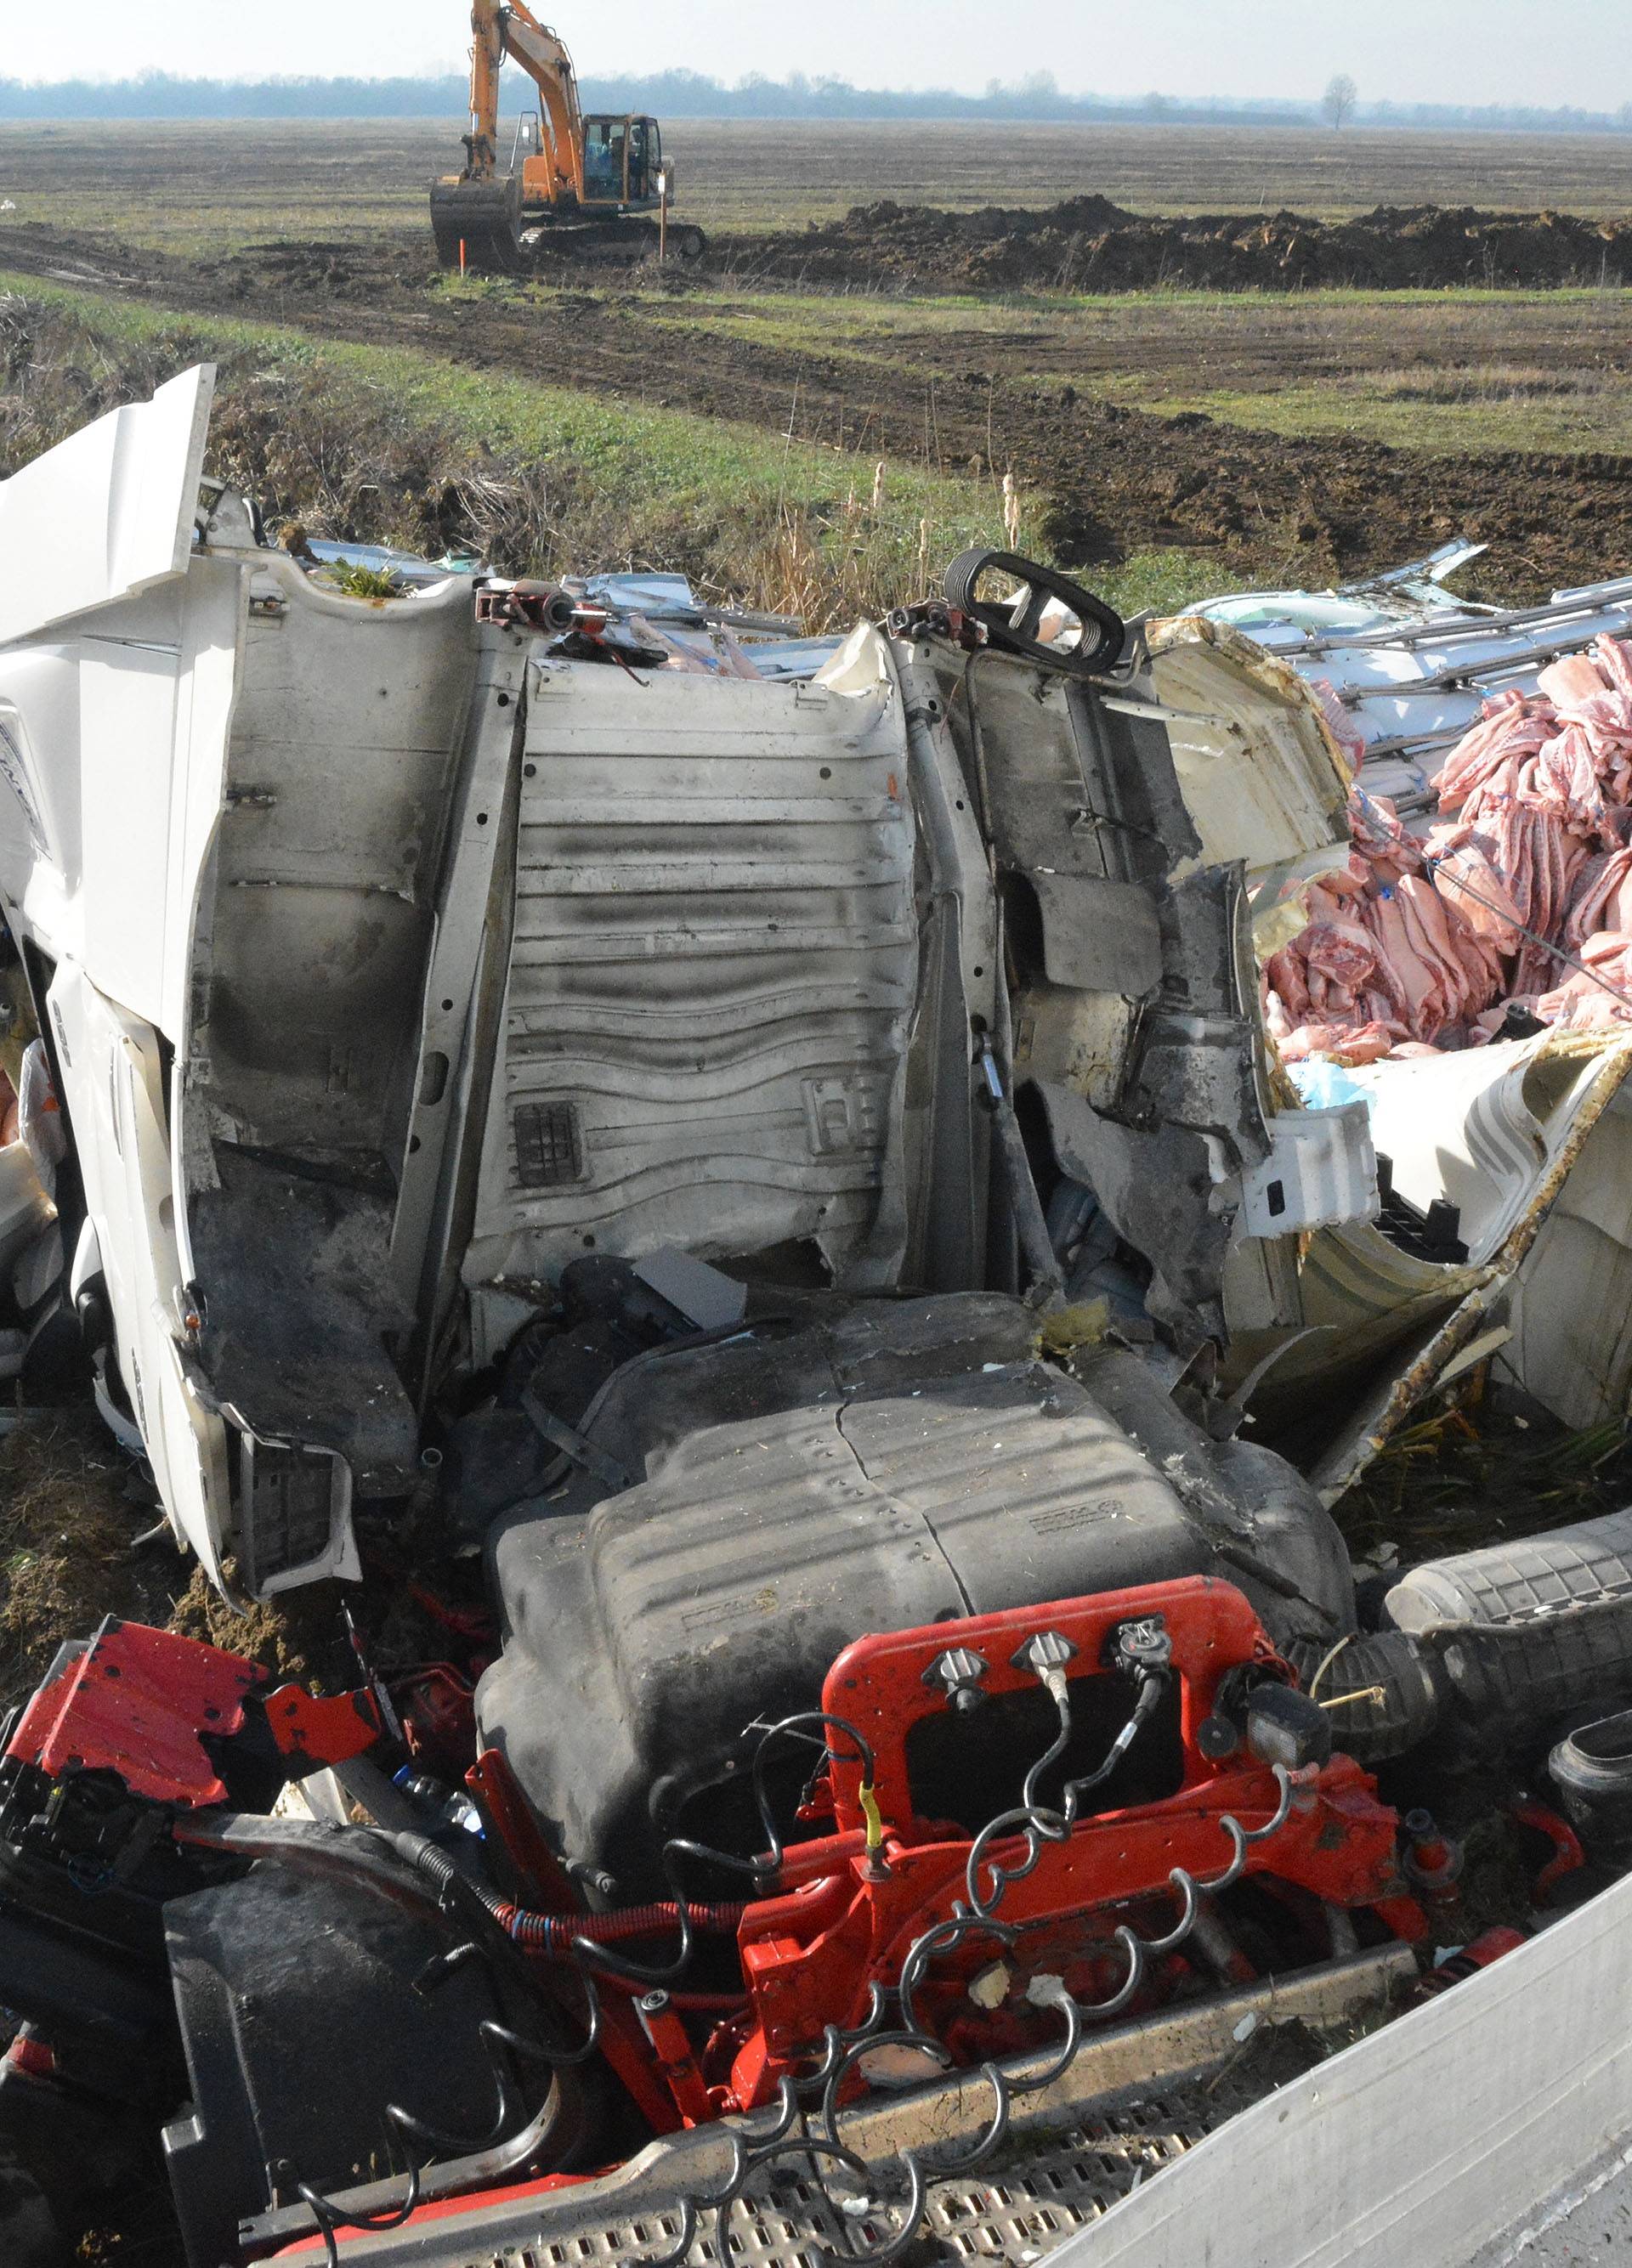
0, 364, 214, 648
468, 638, 917, 1289
1060, 1869, 1632, 2268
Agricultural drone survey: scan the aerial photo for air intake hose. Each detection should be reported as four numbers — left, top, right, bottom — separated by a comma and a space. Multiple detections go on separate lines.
1290, 1507, 1632, 1764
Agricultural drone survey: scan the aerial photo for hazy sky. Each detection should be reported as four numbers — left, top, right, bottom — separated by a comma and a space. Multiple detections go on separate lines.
3, 0, 1624, 107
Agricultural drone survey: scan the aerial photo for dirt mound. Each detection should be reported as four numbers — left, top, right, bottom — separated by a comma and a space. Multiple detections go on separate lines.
200, 235, 445, 302
732, 197, 1632, 292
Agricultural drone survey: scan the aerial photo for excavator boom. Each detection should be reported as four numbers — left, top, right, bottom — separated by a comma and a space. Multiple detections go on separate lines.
500, 0, 586, 202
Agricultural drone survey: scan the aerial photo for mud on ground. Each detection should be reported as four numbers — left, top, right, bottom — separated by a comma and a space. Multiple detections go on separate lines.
4, 220, 1632, 597
0, 1410, 184, 1711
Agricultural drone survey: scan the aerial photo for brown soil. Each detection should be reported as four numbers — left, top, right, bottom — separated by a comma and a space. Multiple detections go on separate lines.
728, 197, 1632, 294
0, 1410, 186, 1710
3, 213, 1632, 596
0, 1406, 362, 1715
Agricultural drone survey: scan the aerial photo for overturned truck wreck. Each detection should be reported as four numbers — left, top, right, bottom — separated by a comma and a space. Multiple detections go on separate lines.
3, 369, 1632, 2265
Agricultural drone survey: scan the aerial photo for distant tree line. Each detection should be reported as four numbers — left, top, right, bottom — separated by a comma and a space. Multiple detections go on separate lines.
0, 68, 1628, 131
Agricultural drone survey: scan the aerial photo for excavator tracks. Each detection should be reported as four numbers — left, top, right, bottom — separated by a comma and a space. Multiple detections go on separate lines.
431, 178, 706, 272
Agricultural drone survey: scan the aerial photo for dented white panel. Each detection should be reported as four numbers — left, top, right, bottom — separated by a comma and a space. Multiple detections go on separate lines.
1241, 1100, 1378, 1237
80, 641, 179, 1033
0, 365, 215, 648
48, 966, 231, 1586
1146, 615, 1352, 879
1504, 1079, 1632, 1428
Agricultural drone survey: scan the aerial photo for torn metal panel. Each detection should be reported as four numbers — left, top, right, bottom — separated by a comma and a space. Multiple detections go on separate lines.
1040, 1086, 1237, 1344
911, 630, 1299, 1341
1236, 1217, 1493, 1461
463, 632, 917, 1290
1144, 615, 1353, 876
47, 967, 235, 1590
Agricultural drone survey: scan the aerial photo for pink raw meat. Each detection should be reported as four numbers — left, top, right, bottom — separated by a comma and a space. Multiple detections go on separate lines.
1278, 1020, 1399, 1064
1266, 635, 1632, 1066
1537, 653, 1610, 709
1566, 846, 1632, 949
1425, 823, 1524, 950
1598, 635, 1632, 701
1435, 693, 1556, 812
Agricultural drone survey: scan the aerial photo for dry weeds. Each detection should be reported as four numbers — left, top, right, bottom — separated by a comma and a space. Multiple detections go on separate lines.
0, 291, 978, 627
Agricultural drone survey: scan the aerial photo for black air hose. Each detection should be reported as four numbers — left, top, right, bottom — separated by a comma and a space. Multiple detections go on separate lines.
172, 1813, 524, 1959
1284, 1630, 1443, 1762
1290, 1507, 1632, 1763
170, 1814, 745, 1959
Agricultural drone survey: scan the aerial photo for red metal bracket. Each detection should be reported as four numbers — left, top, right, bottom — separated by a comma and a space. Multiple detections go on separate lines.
260, 1683, 383, 1774
821, 1575, 1284, 1832
5, 1620, 269, 1808
717, 1580, 1416, 2106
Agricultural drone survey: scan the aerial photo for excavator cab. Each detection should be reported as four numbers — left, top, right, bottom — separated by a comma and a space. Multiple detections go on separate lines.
581, 114, 662, 210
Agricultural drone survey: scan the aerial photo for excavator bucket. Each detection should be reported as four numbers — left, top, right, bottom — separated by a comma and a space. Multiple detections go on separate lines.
430, 173, 524, 272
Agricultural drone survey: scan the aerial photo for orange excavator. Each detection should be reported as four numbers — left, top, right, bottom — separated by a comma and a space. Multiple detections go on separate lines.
430, 0, 704, 269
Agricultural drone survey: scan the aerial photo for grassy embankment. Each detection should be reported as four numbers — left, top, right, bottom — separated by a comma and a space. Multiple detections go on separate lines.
0, 273, 1219, 624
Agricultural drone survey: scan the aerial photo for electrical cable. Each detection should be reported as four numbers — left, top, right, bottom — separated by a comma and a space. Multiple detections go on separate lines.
187, 1677, 1297, 2263
619, 1656, 1298, 2263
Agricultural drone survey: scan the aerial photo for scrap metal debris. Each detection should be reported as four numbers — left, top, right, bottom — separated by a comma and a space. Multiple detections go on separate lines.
1, 374, 1631, 2268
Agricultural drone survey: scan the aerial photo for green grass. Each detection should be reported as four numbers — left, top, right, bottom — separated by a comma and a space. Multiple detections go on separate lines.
1128, 370, 1632, 459
603, 279, 1632, 462
2, 268, 989, 522
0, 273, 1221, 624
